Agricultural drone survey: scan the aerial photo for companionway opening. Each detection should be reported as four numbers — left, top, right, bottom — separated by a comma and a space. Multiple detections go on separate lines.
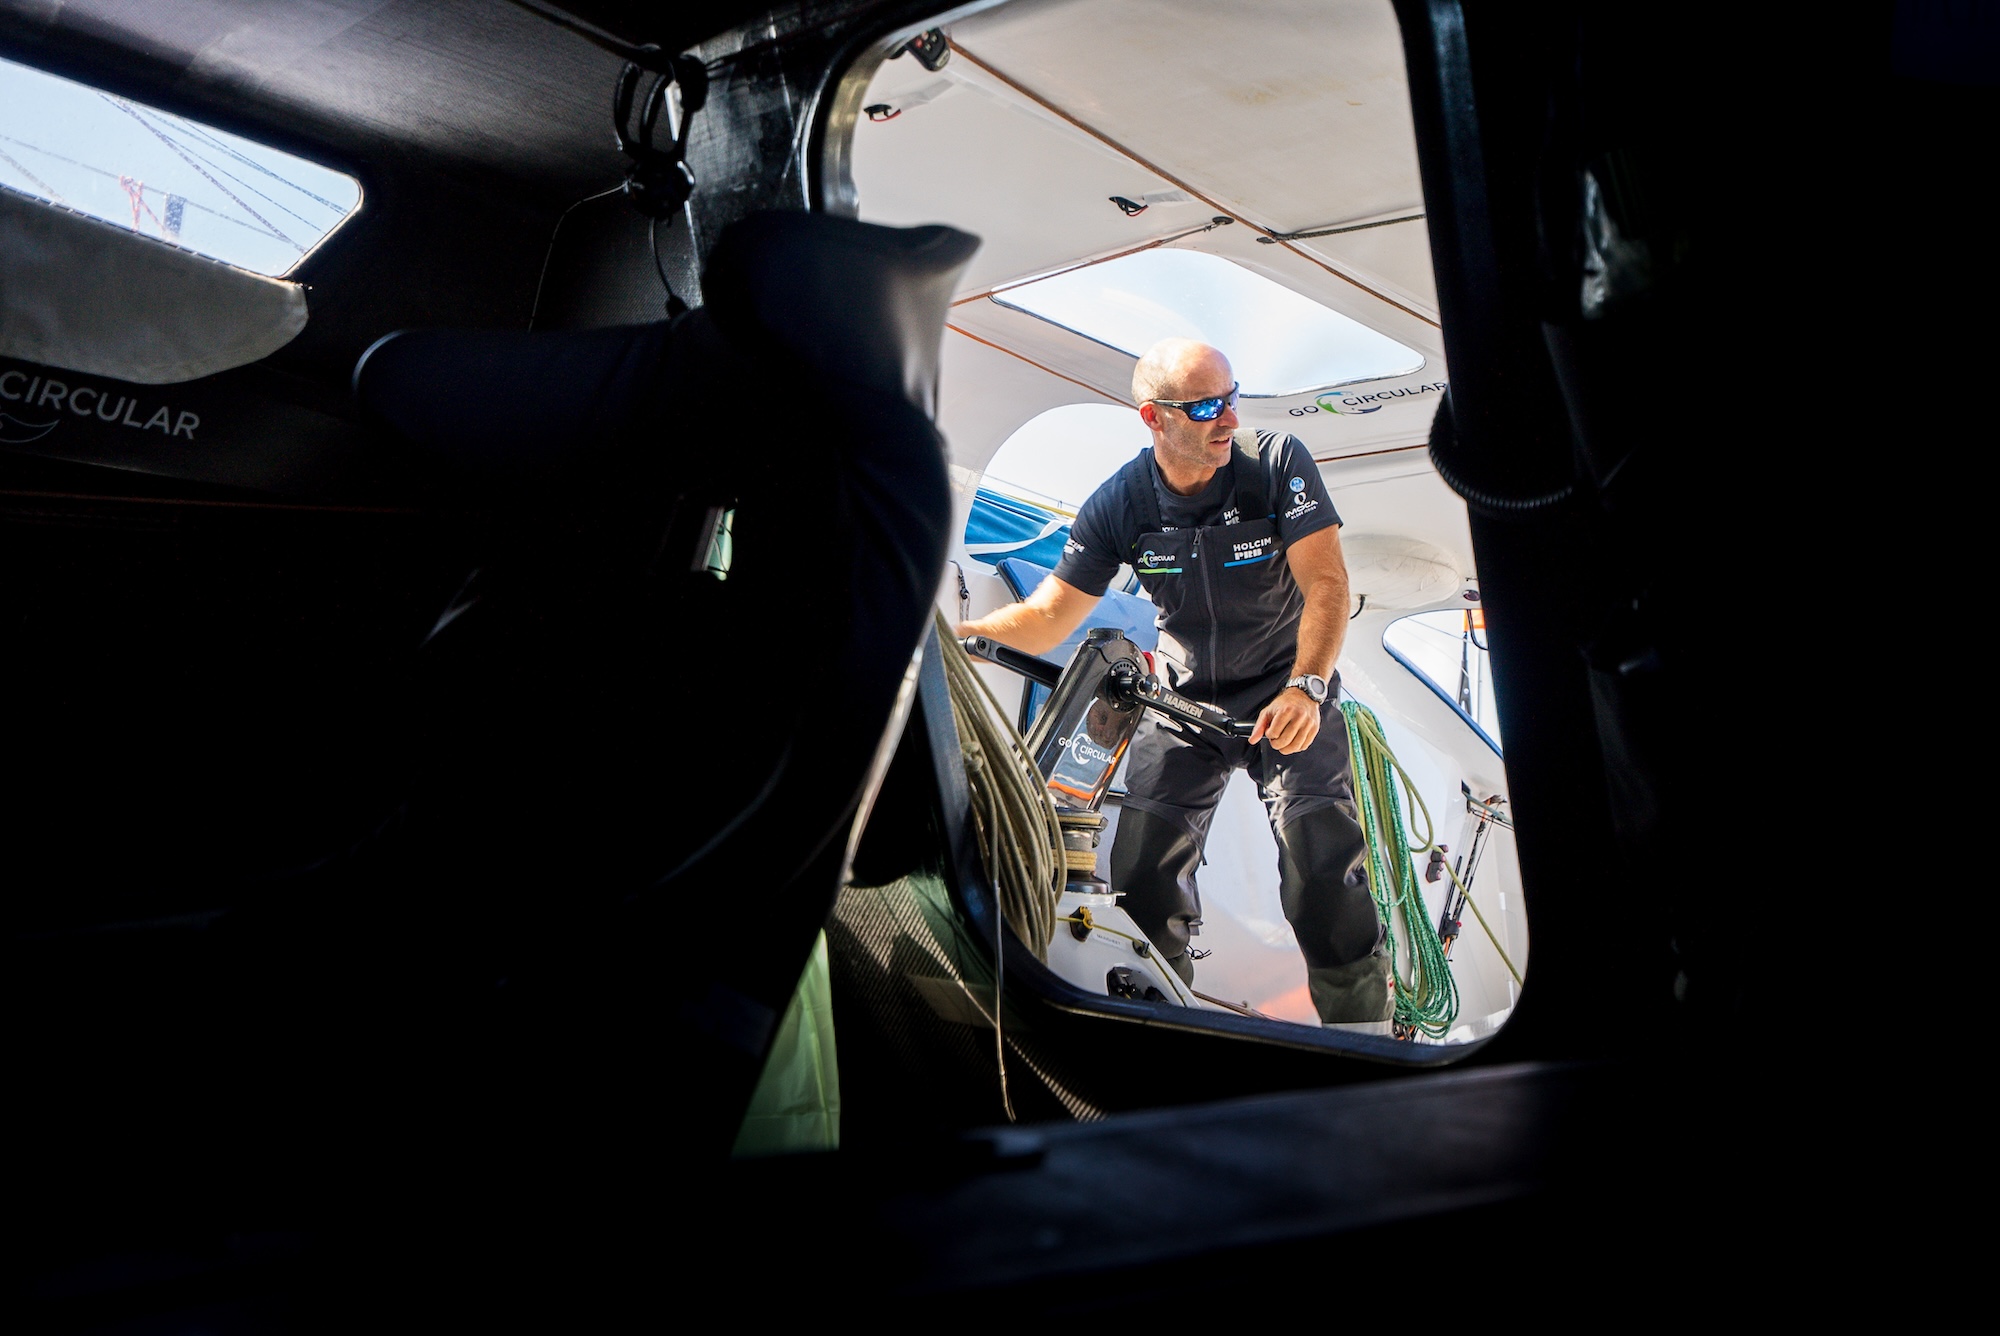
829, 0, 1525, 1067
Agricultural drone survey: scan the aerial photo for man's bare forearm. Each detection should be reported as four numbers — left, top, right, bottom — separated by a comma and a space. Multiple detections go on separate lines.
958, 601, 1068, 655
1290, 574, 1349, 681
957, 575, 1097, 657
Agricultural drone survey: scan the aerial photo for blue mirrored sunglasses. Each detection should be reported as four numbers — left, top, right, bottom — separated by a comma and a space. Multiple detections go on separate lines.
1151, 382, 1240, 422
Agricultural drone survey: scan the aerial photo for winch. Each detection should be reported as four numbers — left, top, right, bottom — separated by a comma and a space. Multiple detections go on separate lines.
961, 626, 1254, 895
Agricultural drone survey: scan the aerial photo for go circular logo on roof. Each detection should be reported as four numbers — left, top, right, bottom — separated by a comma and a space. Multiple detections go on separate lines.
1288, 380, 1449, 417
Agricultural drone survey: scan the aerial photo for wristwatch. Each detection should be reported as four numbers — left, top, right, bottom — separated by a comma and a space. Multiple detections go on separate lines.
1286, 673, 1329, 703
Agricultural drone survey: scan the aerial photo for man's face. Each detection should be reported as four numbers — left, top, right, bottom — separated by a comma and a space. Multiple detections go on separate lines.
1146, 352, 1239, 475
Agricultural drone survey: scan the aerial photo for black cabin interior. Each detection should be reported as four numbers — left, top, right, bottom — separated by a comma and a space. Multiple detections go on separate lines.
1, 0, 1948, 1324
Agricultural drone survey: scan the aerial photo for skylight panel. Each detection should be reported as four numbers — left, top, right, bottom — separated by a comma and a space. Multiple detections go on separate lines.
0, 57, 361, 277
992, 248, 1423, 397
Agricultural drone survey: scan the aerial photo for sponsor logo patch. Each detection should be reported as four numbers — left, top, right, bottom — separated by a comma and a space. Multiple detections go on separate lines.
1286, 380, 1449, 417
1059, 735, 1118, 768
0, 367, 201, 444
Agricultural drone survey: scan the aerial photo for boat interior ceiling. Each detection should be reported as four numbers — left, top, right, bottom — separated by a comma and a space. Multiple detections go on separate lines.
847, 0, 1470, 589
861, 0, 1442, 429
0, 0, 1905, 1318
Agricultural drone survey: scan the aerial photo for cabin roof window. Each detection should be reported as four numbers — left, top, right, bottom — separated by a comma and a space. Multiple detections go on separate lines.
991, 249, 1424, 398
0, 57, 361, 277
1382, 609, 1502, 754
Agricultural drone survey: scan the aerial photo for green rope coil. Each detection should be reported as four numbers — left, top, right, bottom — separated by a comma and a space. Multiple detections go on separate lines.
1341, 700, 1458, 1039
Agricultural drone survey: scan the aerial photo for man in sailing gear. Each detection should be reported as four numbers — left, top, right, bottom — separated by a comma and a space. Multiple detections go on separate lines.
957, 339, 1391, 1025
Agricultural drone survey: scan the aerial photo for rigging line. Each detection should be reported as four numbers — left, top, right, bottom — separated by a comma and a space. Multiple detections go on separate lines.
133, 112, 333, 231
100, 94, 299, 249
135, 119, 327, 235
1258, 212, 1427, 243
946, 39, 1440, 331
1436, 850, 1519, 987
1, 134, 297, 242
946, 324, 1130, 405
0, 132, 124, 181
2, 133, 142, 187
155, 116, 347, 213
1189, 989, 1272, 1019
127, 111, 320, 224
150, 195, 301, 243
0, 147, 65, 203
952, 216, 1235, 306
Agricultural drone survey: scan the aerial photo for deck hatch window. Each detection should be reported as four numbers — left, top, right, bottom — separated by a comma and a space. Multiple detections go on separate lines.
1382, 610, 1502, 754
991, 248, 1424, 397
0, 57, 361, 276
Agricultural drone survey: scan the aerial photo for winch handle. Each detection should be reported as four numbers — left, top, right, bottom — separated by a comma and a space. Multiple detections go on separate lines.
1112, 665, 1256, 739
958, 635, 1064, 689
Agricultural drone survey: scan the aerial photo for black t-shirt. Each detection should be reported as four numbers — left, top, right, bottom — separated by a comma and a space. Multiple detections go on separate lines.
1053, 429, 1341, 596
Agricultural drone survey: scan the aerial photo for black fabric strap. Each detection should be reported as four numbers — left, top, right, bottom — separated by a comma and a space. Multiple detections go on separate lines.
1127, 433, 1274, 559
1131, 450, 1164, 550
1231, 428, 1274, 520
